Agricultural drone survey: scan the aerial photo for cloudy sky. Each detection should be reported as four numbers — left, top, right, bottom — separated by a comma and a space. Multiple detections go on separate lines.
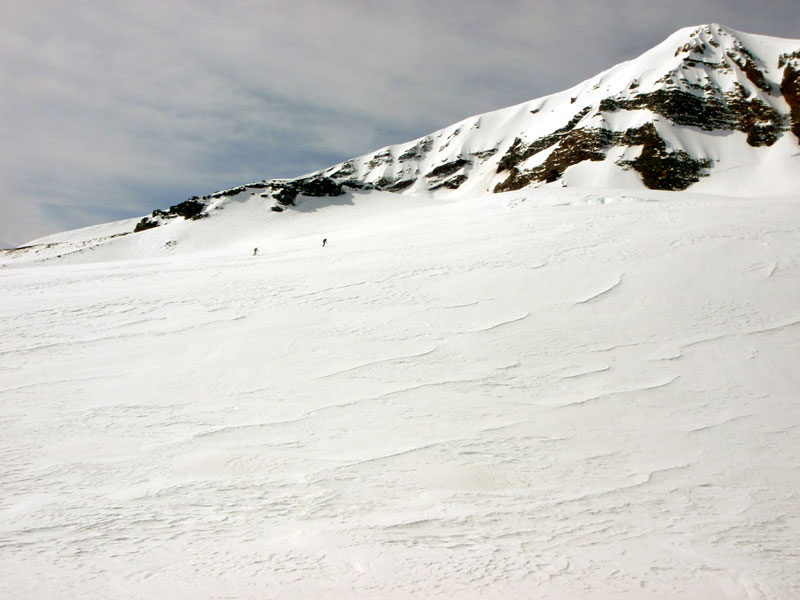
1, 0, 798, 246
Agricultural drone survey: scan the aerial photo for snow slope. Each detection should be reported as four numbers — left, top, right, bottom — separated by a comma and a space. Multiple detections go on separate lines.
2, 186, 800, 598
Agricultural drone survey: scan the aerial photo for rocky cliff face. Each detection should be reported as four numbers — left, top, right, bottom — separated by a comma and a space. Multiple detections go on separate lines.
135, 24, 800, 232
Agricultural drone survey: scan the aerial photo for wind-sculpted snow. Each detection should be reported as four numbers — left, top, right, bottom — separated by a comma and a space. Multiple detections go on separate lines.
2, 187, 800, 598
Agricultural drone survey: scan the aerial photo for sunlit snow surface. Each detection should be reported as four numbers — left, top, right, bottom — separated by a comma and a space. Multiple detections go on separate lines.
2, 188, 800, 598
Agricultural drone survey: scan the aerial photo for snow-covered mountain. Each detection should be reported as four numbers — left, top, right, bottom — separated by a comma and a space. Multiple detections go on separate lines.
4, 23, 800, 263
130, 24, 800, 224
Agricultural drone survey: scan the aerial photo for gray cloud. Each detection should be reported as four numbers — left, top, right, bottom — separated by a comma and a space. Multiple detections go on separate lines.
2, 0, 798, 246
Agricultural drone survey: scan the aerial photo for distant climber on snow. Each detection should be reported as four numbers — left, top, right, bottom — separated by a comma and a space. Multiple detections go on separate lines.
253, 247, 258, 256
322, 238, 327, 247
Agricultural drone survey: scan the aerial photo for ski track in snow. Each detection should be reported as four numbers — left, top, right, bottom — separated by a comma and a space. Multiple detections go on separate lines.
1, 189, 800, 598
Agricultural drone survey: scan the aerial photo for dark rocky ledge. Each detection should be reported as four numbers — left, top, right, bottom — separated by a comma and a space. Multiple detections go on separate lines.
385, 178, 416, 192
598, 86, 785, 147
133, 218, 160, 233
618, 124, 713, 190
727, 42, 772, 94
781, 62, 800, 141
134, 197, 208, 233
398, 138, 433, 162
495, 123, 712, 193
269, 176, 345, 206
425, 158, 471, 180
496, 106, 592, 174
366, 150, 394, 170
210, 186, 247, 199
429, 174, 468, 191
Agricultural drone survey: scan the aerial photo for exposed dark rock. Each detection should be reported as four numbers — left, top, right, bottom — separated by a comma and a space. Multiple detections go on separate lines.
398, 138, 433, 162
270, 205, 284, 212
366, 150, 394, 170
471, 148, 498, 161
134, 217, 160, 232
426, 158, 470, 179
781, 63, 800, 140
386, 178, 415, 192
271, 186, 297, 206
727, 95, 785, 146
210, 186, 247, 199
778, 50, 800, 69
600, 89, 734, 130
496, 137, 530, 174
341, 179, 374, 190
329, 161, 356, 179
731, 81, 751, 98
600, 87, 786, 147
561, 106, 593, 131
495, 127, 613, 192
496, 106, 592, 174
429, 174, 468, 191
134, 196, 209, 232
675, 41, 707, 56
298, 177, 344, 197
746, 125, 780, 147
268, 176, 345, 206
373, 175, 398, 189
495, 122, 712, 193
167, 198, 207, 220
618, 123, 713, 190
727, 49, 772, 94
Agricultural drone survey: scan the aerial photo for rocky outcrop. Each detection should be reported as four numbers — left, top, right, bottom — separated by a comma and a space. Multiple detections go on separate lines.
495, 127, 612, 192
385, 178, 415, 192
164, 198, 207, 219
209, 186, 247, 199
501, 84, 772, 195
133, 217, 160, 233
617, 124, 712, 190
132, 25, 800, 234
398, 138, 433, 162
426, 158, 470, 180
429, 174, 468, 191
496, 106, 593, 176
727, 42, 772, 94
495, 123, 712, 193
598, 87, 784, 146
269, 176, 345, 206
133, 197, 208, 232
781, 60, 800, 140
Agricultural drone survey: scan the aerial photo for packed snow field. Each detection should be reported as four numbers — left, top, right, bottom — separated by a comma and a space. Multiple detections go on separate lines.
2, 188, 800, 598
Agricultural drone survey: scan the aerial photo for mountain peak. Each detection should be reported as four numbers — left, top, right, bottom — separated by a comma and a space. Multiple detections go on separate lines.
14, 26, 800, 255
83, 24, 800, 226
